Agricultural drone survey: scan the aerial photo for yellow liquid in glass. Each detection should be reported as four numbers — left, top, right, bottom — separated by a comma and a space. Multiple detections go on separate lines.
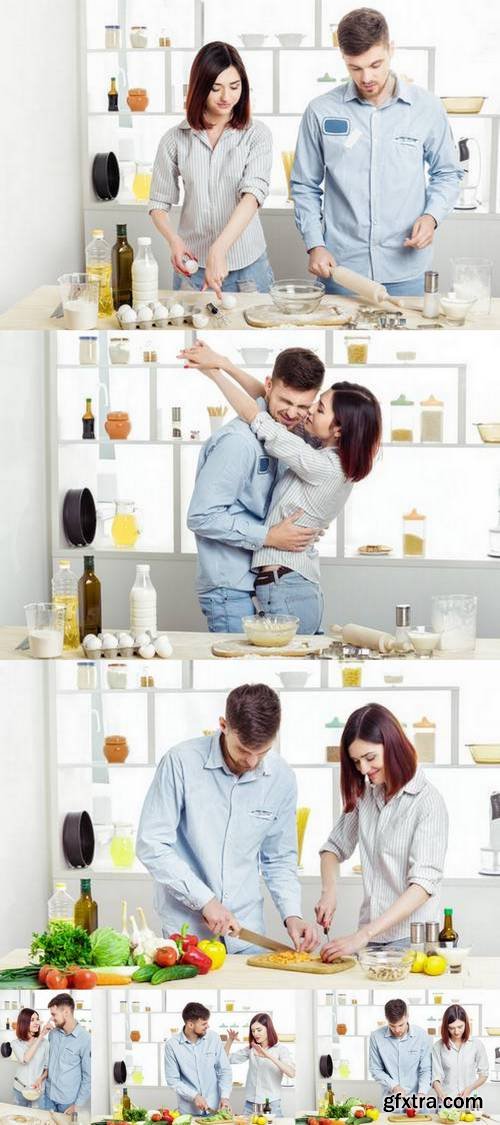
110, 835, 135, 868
133, 172, 152, 201
296, 806, 310, 867
112, 513, 139, 548
87, 262, 114, 317
131, 1071, 144, 1085
281, 151, 295, 201
54, 594, 80, 649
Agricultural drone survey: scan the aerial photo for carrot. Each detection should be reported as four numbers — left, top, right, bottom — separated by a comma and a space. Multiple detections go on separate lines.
95, 974, 132, 985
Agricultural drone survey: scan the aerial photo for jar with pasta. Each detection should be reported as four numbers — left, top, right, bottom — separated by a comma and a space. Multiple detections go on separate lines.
344, 335, 369, 365
391, 393, 415, 442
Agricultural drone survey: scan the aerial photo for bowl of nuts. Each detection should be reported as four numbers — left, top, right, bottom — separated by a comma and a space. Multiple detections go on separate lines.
358, 949, 412, 982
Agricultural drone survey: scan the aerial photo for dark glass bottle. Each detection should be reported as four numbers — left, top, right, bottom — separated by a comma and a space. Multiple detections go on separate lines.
439, 907, 459, 947
74, 879, 98, 933
82, 398, 95, 440
78, 555, 102, 639
112, 224, 134, 308
108, 77, 118, 111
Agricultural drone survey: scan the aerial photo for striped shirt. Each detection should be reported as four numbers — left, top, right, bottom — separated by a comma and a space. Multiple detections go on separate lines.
432, 1039, 488, 1096
228, 1042, 293, 1101
250, 411, 352, 584
149, 118, 272, 268
320, 767, 448, 943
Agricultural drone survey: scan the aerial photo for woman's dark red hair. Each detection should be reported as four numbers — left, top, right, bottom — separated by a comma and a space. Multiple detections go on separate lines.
16, 1009, 39, 1042
249, 1012, 278, 1048
331, 381, 382, 482
186, 42, 251, 131
340, 703, 417, 812
440, 1005, 470, 1049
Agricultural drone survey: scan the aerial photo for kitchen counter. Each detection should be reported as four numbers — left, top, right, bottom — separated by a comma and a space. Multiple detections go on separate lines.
1, 287, 500, 330
4, 627, 500, 661
2, 949, 500, 990
0, 1103, 89, 1124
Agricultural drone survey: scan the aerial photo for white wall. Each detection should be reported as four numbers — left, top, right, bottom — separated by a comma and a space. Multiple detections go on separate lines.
0, 333, 49, 623
0, 0, 83, 312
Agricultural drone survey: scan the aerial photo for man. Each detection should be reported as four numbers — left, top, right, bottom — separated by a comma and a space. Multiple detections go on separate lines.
164, 1002, 232, 1115
291, 7, 462, 296
43, 993, 91, 1114
187, 347, 325, 631
369, 999, 432, 1105
136, 682, 317, 953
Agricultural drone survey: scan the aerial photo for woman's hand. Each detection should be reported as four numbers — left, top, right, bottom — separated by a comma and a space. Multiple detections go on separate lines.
32, 1078, 43, 1091
178, 342, 227, 371
251, 1043, 270, 1059
170, 236, 193, 277
203, 242, 229, 299
40, 1021, 53, 1038
227, 1028, 239, 1046
321, 929, 370, 960
315, 889, 337, 929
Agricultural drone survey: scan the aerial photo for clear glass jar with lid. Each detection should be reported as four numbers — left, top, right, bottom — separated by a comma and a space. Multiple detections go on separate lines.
412, 716, 436, 762
325, 716, 345, 761
344, 335, 369, 364
420, 395, 444, 443
109, 336, 130, 365
105, 25, 121, 48
110, 823, 135, 868
391, 394, 415, 442
403, 508, 426, 557
79, 335, 98, 365
130, 25, 148, 48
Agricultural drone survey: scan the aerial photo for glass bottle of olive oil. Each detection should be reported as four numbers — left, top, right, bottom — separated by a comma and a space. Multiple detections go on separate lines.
74, 879, 98, 934
78, 555, 102, 640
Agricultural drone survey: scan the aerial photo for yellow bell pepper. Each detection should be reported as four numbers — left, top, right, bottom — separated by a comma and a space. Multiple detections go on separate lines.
366, 1110, 380, 1120
197, 937, 227, 970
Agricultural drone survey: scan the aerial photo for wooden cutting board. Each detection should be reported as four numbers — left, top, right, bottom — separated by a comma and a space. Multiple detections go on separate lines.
244, 303, 351, 328
212, 638, 327, 658
388, 1116, 433, 1122
246, 954, 356, 974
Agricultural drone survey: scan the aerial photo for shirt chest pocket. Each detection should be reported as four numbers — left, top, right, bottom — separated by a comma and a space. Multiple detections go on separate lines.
59, 1046, 80, 1073
248, 807, 276, 844
393, 134, 423, 163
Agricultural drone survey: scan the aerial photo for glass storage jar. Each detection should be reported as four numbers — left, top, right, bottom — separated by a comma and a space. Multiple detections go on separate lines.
431, 594, 477, 653
79, 335, 98, 365
412, 716, 436, 763
420, 395, 444, 443
130, 25, 148, 48
344, 335, 369, 364
109, 336, 130, 364
391, 393, 415, 442
110, 822, 135, 868
403, 508, 426, 557
105, 25, 121, 48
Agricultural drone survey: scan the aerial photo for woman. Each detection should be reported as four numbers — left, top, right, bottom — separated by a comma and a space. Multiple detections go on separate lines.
317, 703, 448, 958
11, 1009, 50, 1107
150, 41, 273, 298
224, 1013, 295, 1115
432, 1006, 488, 1101
180, 340, 382, 633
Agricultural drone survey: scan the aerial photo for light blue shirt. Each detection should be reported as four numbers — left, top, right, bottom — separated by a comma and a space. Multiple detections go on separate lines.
291, 76, 463, 283
45, 1023, 91, 1107
187, 398, 277, 594
369, 1024, 432, 1096
164, 1029, 233, 1114
136, 733, 302, 953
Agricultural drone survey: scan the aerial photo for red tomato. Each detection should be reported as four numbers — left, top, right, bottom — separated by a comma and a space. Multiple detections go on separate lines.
71, 969, 97, 989
45, 969, 69, 990
155, 947, 177, 967
38, 965, 57, 985
406, 1112, 416, 1119
150, 1116, 162, 1122
355, 1113, 366, 1119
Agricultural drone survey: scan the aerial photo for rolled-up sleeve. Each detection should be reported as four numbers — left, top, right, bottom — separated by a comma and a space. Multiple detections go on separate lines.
136, 751, 214, 911
475, 1039, 489, 1077
320, 805, 359, 862
431, 1042, 445, 1084
407, 790, 448, 894
239, 123, 272, 206
424, 103, 463, 225
149, 129, 180, 213
259, 771, 303, 920
291, 104, 326, 251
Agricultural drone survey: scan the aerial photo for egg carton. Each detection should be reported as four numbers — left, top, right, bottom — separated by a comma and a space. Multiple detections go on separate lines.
116, 305, 194, 330
82, 629, 173, 659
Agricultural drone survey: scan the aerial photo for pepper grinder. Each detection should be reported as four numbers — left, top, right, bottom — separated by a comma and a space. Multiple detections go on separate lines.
395, 604, 412, 651
423, 271, 440, 318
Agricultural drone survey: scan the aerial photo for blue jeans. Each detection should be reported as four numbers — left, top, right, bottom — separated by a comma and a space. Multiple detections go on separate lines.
174, 251, 274, 293
254, 570, 324, 634
199, 587, 255, 632
13, 1089, 42, 1107
244, 1101, 282, 1116
325, 275, 425, 297
43, 1097, 75, 1112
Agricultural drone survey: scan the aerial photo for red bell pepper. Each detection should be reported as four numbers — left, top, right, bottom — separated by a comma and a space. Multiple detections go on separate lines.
180, 946, 212, 974
170, 923, 199, 954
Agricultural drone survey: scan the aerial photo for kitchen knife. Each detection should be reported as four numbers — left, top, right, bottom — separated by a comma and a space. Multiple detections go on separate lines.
50, 302, 64, 318
15, 636, 30, 650
237, 927, 293, 953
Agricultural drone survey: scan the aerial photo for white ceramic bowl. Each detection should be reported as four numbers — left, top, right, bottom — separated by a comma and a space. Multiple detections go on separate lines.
408, 630, 441, 655
276, 33, 305, 48
276, 670, 310, 688
438, 945, 472, 971
240, 34, 267, 48
237, 347, 274, 364
440, 295, 477, 324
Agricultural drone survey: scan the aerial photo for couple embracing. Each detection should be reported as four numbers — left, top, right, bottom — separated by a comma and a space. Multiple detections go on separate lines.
183, 341, 382, 634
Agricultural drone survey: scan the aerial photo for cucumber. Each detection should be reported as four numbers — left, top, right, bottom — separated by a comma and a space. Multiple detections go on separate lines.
151, 965, 198, 985
131, 964, 157, 982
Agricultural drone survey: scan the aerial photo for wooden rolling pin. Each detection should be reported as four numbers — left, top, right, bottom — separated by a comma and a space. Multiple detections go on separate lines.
341, 622, 397, 653
331, 265, 403, 308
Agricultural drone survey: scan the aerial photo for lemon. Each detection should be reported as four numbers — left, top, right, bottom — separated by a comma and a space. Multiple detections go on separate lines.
410, 952, 427, 973
423, 954, 447, 976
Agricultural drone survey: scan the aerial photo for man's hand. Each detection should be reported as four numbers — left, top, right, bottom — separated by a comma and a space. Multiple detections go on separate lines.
265, 510, 323, 552
194, 1096, 210, 1111
315, 889, 337, 930
203, 242, 229, 300
321, 928, 370, 960
170, 235, 193, 277
219, 1100, 232, 1110
308, 246, 336, 279
404, 214, 436, 249
202, 896, 241, 936
179, 341, 227, 370
392, 1087, 407, 1097
64, 1106, 77, 1116
285, 915, 319, 952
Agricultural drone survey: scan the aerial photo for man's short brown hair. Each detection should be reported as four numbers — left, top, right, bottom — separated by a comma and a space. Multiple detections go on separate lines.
385, 998, 407, 1023
338, 8, 390, 55
49, 993, 75, 1012
272, 348, 324, 391
226, 684, 281, 748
